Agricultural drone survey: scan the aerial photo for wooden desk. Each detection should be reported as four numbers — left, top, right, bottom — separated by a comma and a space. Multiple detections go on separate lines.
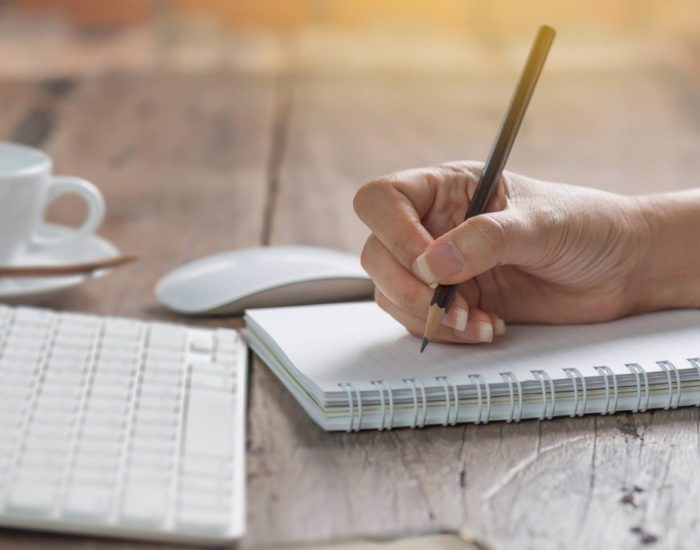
2, 19, 700, 549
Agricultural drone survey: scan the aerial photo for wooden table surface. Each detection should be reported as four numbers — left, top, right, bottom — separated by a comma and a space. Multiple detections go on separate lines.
2, 17, 700, 550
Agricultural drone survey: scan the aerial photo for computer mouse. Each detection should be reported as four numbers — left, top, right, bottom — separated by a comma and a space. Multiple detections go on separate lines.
155, 245, 375, 315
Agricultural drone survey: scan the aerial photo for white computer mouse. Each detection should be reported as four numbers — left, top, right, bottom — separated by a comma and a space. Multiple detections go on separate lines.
155, 245, 375, 315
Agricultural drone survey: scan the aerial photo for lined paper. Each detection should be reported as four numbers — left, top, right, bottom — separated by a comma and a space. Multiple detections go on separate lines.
246, 302, 700, 392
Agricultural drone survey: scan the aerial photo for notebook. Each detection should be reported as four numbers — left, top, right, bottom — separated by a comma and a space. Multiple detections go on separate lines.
244, 302, 700, 431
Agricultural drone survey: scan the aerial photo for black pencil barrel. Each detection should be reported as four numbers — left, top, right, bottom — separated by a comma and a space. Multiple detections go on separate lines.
428, 25, 556, 313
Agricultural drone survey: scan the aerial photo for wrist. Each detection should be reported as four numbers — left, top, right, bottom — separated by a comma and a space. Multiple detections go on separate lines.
628, 191, 700, 314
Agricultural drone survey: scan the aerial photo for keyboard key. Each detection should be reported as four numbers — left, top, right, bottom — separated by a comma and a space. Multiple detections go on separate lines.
139, 383, 182, 401
180, 473, 227, 494
44, 357, 87, 375
133, 409, 178, 430
8, 483, 55, 513
149, 324, 186, 351
187, 330, 214, 354
71, 465, 118, 486
177, 500, 231, 530
121, 481, 169, 525
141, 369, 182, 388
131, 433, 176, 455
85, 398, 128, 417
184, 388, 233, 458
82, 407, 127, 429
8, 470, 58, 513
15, 307, 53, 325
132, 421, 177, 441
0, 305, 246, 543
24, 434, 72, 455
143, 354, 185, 374
99, 348, 140, 364
0, 369, 36, 388
128, 452, 174, 472
90, 383, 133, 402
81, 422, 126, 444
104, 318, 142, 340
126, 463, 171, 484
190, 370, 234, 392
19, 449, 67, 470
53, 330, 93, 348
50, 348, 91, 364
44, 369, 84, 388
74, 453, 120, 474
63, 483, 113, 520
137, 394, 180, 413
34, 395, 80, 414
92, 369, 134, 387
32, 408, 76, 430
77, 439, 123, 458
0, 412, 24, 440
181, 456, 232, 478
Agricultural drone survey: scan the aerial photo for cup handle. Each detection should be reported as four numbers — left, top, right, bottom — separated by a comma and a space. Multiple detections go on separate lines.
30, 176, 106, 249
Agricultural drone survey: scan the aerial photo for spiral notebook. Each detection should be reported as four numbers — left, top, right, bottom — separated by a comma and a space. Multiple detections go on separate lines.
244, 302, 700, 431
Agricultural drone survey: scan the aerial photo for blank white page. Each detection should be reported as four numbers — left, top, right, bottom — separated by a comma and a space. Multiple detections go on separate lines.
246, 302, 700, 392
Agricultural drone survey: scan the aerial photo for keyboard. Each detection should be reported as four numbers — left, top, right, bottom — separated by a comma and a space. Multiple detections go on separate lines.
0, 305, 247, 545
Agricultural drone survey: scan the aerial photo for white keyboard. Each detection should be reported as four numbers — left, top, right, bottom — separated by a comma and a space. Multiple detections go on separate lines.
0, 305, 247, 545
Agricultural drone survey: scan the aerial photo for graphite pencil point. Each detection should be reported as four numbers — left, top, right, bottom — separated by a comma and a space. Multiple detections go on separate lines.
420, 337, 429, 353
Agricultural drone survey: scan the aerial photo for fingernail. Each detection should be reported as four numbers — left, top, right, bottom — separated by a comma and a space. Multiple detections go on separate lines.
479, 322, 493, 342
414, 242, 463, 284
494, 318, 507, 336
454, 308, 468, 331
441, 307, 468, 331
413, 255, 438, 285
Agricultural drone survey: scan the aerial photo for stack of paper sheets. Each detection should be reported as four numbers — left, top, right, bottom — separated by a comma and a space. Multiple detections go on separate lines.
245, 302, 700, 431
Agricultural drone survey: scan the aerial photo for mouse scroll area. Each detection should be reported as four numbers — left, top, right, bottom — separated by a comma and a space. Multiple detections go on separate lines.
155, 246, 375, 316
208, 278, 375, 315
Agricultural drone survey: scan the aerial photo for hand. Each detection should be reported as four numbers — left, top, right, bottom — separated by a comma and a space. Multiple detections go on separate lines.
353, 161, 651, 344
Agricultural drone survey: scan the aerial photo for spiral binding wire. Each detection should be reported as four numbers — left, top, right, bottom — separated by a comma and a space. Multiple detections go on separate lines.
563, 368, 587, 417
656, 361, 681, 409
500, 371, 523, 422
468, 374, 491, 424
593, 366, 618, 415
434, 376, 462, 425
339, 382, 363, 432
688, 358, 700, 407
403, 378, 427, 428
531, 370, 555, 420
625, 363, 650, 412
338, 358, 700, 430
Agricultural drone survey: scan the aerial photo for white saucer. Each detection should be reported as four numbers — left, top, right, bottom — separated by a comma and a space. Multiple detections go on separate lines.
0, 223, 120, 304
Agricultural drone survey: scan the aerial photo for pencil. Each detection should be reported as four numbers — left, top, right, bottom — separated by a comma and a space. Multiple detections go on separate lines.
420, 25, 556, 352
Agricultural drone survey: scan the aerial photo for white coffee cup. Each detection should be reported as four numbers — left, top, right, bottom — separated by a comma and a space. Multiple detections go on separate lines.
0, 142, 105, 264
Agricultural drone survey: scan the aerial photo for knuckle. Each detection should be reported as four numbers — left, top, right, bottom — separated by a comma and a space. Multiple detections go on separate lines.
396, 283, 421, 311
438, 160, 484, 180
374, 288, 390, 311
353, 178, 391, 217
359, 238, 374, 274
391, 231, 418, 265
472, 215, 509, 256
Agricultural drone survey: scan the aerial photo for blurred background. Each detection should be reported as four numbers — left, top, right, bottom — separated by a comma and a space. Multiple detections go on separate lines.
5, 0, 700, 35
1, 0, 699, 75
1, 0, 700, 253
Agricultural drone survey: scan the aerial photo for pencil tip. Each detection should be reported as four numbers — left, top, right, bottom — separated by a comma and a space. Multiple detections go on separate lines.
420, 337, 429, 353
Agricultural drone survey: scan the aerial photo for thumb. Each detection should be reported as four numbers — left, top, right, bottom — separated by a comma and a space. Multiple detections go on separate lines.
413, 210, 538, 285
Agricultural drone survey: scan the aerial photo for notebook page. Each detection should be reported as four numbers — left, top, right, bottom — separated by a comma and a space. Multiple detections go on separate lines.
246, 302, 700, 392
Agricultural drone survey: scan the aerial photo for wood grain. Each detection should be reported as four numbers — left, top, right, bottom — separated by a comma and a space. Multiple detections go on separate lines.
3, 19, 700, 550
249, 43, 700, 550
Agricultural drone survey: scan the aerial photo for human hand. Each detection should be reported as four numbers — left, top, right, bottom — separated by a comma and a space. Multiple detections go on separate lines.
353, 162, 651, 344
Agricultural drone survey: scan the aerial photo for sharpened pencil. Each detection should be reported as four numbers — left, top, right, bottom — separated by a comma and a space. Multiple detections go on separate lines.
420, 25, 556, 352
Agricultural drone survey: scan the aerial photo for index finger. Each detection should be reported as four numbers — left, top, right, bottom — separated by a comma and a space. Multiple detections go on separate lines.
353, 168, 440, 270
